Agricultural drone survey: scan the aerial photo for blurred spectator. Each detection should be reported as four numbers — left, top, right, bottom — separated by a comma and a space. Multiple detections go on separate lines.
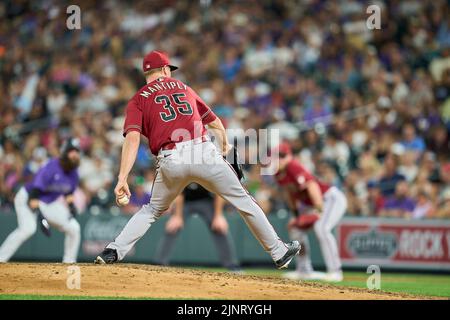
435, 189, 450, 218
343, 170, 367, 216
0, 0, 449, 220
366, 181, 385, 217
400, 124, 426, 157
379, 181, 416, 218
438, 163, 450, 202
358, 150, 382, 181
219, 48, 242, 82
412, 191, 435, 219
426, 125, 450, 161
398, 151, 419, 182
321, 130, 350, 177
377, 154, 406, 196
78, 149, 114, 203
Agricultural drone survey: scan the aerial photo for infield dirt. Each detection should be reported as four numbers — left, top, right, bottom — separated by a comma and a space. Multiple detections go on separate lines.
0, 263, 437, 299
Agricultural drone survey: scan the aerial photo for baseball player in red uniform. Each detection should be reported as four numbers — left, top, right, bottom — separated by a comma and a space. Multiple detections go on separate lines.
95, 51, 300, 269
273, 142, 347, 282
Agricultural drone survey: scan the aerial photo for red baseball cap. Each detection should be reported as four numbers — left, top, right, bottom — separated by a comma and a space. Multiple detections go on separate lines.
142, 50, 178, 73
271, 142, 292, 157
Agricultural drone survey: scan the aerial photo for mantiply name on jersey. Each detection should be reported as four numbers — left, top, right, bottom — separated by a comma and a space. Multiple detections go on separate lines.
140, 78, 187, 99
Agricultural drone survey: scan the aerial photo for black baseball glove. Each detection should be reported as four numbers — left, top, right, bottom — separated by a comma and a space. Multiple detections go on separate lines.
28, 189, 51, 237
33, 208, 51, 237
224, 145, 244, 181
68, 202, 78, 219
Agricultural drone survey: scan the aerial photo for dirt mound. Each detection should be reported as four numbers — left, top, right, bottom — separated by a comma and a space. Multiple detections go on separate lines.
0, 263, 429, 299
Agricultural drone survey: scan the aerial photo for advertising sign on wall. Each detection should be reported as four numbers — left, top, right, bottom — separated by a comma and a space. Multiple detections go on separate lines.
338, 218, 450, 270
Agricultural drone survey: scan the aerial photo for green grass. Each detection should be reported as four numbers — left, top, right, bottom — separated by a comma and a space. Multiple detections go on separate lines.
195, 267, 450, 298
335, 272, 450, 298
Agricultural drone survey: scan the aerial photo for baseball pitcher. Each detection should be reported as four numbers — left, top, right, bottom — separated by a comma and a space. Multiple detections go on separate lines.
273, 143, 347, 282
95, 50, 300, 268
0, 139, 81, 263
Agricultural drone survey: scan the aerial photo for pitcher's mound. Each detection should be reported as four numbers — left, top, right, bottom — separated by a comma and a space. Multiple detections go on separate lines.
0, 263, 424, 299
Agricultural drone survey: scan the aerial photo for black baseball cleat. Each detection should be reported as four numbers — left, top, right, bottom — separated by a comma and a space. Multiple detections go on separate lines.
95, 248, 118, 264
275, 241, 301, 269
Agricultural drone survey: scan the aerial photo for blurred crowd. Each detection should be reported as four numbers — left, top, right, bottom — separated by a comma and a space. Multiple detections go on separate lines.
0, 0, 449, 219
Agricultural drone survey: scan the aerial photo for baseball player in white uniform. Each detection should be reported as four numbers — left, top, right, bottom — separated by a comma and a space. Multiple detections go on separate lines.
0, 139, 81, 263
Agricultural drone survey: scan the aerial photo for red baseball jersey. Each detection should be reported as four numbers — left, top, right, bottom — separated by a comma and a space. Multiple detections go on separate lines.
275, 159, 331, 206
123, 76, 217, 155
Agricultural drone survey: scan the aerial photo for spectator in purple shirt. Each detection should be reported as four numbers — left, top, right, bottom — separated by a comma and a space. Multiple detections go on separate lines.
379, 181, 416, 218
303, 99, 333, 127
0, 139, 82, 263
378, 153, 406, 196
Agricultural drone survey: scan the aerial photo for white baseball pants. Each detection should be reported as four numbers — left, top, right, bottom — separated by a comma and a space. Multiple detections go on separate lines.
0, 187, 80, 263
107, 140, 288, 262
290, 186, 347, 273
